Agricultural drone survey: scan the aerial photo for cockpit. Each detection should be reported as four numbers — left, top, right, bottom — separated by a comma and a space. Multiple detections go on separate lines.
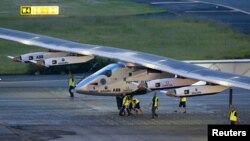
75, 63, 124, 94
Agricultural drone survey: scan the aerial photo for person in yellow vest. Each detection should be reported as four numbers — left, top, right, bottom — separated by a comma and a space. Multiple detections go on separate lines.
68, 73, 75, 98
175, 96, 187, 113
131, 96, 143, 114
119, 93, 131, 116
152, 92, 159, 119
229, 106, 238, 125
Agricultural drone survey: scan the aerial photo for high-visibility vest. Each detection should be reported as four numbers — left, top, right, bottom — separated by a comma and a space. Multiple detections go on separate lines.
69, 77, 75, 86
152, 96, 158, 107
181, 97, 187, 102
132, 97, 139, 105
230, 110, 237, 121
123, 96, 129, 106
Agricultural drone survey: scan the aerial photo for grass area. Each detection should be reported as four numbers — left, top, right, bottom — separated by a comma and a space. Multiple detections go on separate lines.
0, 0, 250, 74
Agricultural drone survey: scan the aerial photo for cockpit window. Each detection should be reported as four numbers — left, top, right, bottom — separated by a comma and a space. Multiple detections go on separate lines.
77, 64, 123, 87
105, 70, 112, 77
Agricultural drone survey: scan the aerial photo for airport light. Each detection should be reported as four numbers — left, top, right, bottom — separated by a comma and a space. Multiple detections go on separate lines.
20, 6, 59, 15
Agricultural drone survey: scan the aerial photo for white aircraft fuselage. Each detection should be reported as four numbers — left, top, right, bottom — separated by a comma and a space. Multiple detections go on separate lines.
75, 63, 198, 96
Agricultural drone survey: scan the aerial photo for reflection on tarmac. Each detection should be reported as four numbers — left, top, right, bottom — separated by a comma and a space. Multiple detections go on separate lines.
0, 75, 250, 141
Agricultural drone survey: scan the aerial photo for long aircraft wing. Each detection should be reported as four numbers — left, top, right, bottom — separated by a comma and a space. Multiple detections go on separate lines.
1, 27, 250, 90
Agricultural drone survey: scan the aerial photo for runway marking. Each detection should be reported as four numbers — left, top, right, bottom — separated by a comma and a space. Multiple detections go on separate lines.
194, 0, 250, 15
151, 1, 198, 5
151, 0, 250, 15
185, 10, 237, 13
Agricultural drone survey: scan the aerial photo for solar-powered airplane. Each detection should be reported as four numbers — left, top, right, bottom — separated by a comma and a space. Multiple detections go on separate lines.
1, 28, 250, 103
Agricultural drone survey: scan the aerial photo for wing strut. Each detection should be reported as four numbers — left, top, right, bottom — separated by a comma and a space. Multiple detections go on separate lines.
229, 88, 233, 108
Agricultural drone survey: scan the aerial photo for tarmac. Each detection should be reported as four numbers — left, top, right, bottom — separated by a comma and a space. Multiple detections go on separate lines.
134, 0, 250, 34
0, 75, 250, 141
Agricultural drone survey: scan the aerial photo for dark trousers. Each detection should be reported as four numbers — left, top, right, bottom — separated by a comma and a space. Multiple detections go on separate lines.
152, 106, 158, 118
69, 86, 74, 97
231, 121, 236, 125
119, 106, 131, 116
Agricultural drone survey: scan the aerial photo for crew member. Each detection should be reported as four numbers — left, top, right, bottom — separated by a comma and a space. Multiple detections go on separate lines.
152, 92, 159, 119
131, 96, 143, 114
175, 96, 187, 113
229, 106, 238, 125
68, 73, 75, 98
119, 93, 131, 116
